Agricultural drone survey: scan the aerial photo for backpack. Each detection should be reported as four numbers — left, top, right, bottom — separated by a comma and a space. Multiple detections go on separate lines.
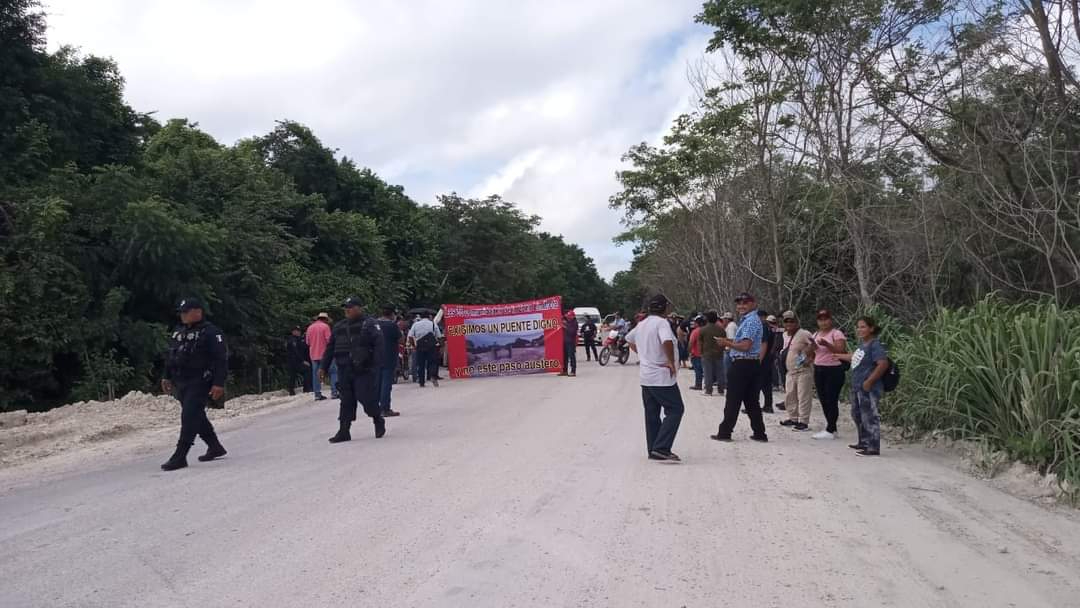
882, 358, 901, 392
416, 331, 438, 353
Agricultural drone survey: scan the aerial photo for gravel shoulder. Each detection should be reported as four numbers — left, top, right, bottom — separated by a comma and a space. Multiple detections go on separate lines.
2, 362, 1079, 607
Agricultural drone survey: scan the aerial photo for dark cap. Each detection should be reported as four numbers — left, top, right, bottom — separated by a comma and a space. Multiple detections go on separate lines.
342, 297, 363, 309
177, 297, 204, 312
647, 293, 670, 313
734, 291, 755, 303
816, 308, 832, 319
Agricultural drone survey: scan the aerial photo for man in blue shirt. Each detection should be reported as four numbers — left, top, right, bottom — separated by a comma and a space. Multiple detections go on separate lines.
710, 292, 769, 443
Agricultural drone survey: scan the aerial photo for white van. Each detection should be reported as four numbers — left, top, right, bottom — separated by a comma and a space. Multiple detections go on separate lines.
573, 307, 602, 345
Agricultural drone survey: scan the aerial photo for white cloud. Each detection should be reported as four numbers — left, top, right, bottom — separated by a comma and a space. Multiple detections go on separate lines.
44, 0, 711, 278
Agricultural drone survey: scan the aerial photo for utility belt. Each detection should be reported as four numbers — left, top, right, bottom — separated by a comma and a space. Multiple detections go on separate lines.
172, 369, 213, 385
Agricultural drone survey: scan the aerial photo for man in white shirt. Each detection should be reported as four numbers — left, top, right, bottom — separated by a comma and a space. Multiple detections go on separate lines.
407, 312, 443, 387
625, 294, 684, 462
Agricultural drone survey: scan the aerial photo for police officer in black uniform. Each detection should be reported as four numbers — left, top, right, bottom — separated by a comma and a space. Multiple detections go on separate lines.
160, 298, 228, 471
322, 297, 386, 442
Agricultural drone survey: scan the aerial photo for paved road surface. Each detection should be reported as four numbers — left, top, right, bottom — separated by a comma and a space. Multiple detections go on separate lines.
3, 363, 1080, 607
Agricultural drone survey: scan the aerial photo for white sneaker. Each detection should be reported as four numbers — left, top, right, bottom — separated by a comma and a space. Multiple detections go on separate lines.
812, 431, 835, 440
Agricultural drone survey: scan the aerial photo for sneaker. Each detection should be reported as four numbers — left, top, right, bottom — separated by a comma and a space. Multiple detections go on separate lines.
432, 378, 440, 387
848, 443, 866, 450
793, 423, 811, 432
649, 450, 681, 462
709, 434, 733, 442
812, 431, 835, 440
750, 435, 769, 443
690, 386, 702, 391
315, 394, 327, 401
779, 419, 797, 427
704, 391, 713, 396
855, 449, 880, 457
569, 372, 576, 377
557, 372, 568, 377
383, 409, 401, 417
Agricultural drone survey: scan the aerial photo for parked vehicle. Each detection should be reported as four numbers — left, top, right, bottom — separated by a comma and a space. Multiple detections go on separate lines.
573, 307, 602, 345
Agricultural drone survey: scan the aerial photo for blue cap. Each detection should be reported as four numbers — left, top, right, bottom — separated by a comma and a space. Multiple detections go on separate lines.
342, 297, 363, 308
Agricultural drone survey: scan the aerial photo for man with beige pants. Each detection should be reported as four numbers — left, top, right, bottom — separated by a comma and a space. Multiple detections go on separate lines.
779, 311, 815, 432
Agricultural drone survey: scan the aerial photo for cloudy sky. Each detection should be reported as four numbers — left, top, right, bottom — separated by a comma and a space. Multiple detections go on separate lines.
44, 0, 711, 279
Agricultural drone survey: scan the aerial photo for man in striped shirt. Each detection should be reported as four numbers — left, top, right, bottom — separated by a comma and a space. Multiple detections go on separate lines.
710, 292, 769, 443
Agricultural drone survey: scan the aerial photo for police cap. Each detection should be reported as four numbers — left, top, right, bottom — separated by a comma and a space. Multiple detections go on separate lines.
177, 297, 204, 312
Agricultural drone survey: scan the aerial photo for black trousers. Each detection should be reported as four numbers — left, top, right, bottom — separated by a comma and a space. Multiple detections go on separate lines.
286, 364, 305, 395
758, 359, 774, 410
563, 341, 577, 373
583, 338, 598, 361
716, 359, 767, 439
814, 365, 846, 433
176, 380, 220, 450
642, 385, 684, 454
338, 369, 382, 424
415, 350, 438, 386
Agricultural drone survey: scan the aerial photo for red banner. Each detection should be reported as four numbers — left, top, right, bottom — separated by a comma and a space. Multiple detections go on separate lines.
444, 296, 564, 379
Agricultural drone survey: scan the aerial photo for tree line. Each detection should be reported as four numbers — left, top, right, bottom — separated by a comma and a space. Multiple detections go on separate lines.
0, 1, 614, 410
611, 0, 1080, 321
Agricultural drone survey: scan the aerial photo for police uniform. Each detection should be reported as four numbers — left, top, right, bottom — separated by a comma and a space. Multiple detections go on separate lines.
161, 298, 228, 471
324, 298, 386, 442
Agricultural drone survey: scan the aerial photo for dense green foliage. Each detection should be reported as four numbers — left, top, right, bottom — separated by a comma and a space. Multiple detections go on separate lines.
886, 300, 1080, 493
0, 2, 612, 410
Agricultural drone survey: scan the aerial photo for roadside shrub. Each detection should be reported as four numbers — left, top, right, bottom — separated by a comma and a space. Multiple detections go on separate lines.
884, 298, 1080, 496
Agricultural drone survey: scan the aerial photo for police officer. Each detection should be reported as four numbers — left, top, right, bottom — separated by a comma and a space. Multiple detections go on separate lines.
160, 298, 228, 471
322, 297, 386, 442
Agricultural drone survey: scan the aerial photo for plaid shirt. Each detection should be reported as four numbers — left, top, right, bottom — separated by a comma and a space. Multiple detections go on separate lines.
730, 310, 763, 360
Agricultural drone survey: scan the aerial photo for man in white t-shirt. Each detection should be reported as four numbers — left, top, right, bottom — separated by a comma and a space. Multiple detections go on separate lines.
625, 294, 684, 462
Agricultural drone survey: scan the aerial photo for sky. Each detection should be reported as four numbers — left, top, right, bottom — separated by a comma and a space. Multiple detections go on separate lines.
44, 0, 712, 279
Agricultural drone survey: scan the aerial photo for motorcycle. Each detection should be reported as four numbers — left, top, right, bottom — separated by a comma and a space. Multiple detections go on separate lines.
598, 329, 630, 366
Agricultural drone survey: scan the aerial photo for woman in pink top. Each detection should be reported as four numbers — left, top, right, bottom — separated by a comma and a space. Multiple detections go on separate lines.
811, 309, 847, 439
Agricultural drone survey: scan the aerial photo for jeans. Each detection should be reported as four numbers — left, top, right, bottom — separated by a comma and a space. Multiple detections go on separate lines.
691, 356, 703, 388
702, 357, 722, 394
642, 385, 684, 454
813, 365, 846, 433
376, 365, 395, 412
563, 342, 577, 374
312, 360, 339, 398
415, 349, 437, 386
583, 338, 599, 361
851, 389, 882, 451
715, 359, 767, 439
338, 369, 381, 424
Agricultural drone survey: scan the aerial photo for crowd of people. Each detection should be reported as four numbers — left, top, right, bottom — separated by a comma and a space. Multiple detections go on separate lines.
623, 292, 892, 462
159, 291, 890, 471
159, 298, 445, 471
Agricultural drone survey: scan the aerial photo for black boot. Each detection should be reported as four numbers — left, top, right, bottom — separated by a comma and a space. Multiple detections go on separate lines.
374, 416, 386, 439
197, 431, 228, 462
161, 443, 189, 471
329, 421, 351, 443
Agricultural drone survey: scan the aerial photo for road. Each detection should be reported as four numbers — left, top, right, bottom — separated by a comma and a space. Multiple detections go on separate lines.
3, 361, 1080, 607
